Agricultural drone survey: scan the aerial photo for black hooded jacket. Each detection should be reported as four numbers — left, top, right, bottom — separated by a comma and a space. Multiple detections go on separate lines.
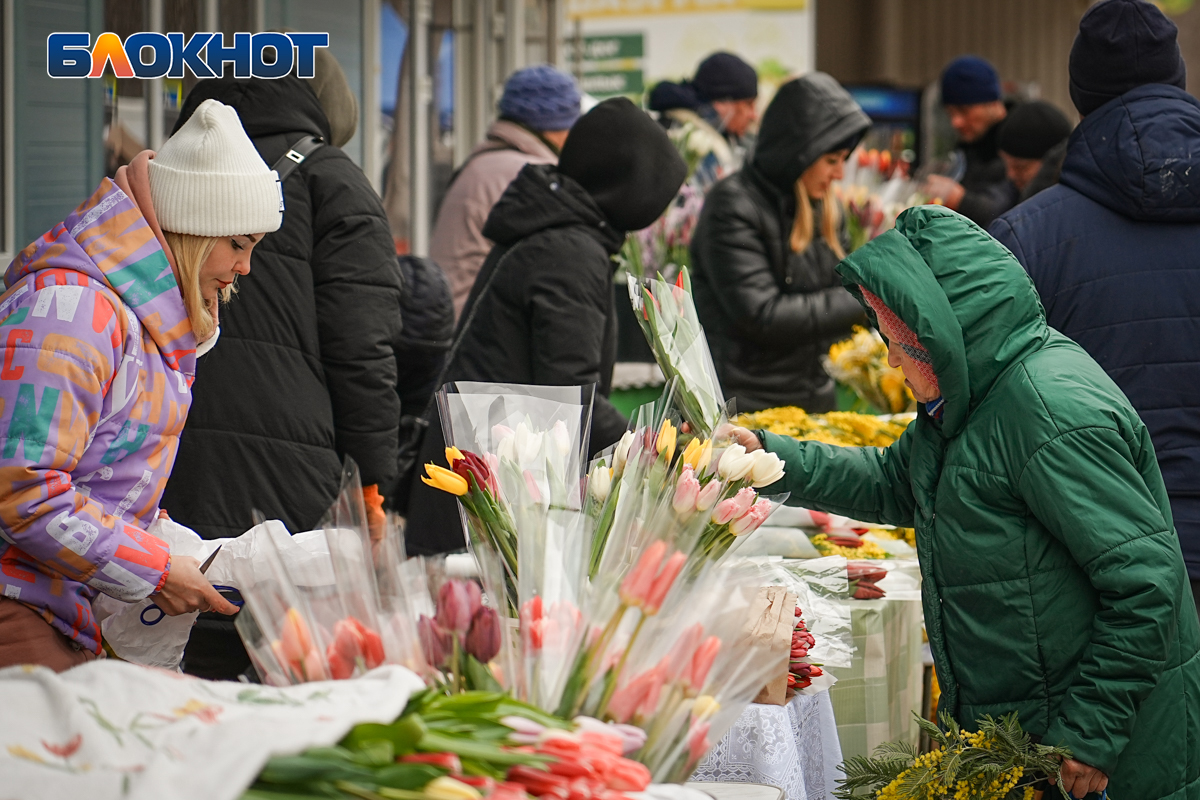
161, 77, 404, 538
690, 73, 869, 413
955, 115, 1020, 227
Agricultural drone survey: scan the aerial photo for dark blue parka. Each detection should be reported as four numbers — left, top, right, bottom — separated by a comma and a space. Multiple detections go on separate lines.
990, 84, 1200, 580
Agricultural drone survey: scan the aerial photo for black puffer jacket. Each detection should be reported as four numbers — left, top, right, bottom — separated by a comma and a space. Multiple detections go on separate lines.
691, 74, 868, 413
162, 77, 404, 538
404, 164, 628, 554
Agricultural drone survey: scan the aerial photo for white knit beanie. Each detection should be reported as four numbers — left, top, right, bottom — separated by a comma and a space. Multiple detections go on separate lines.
149, 99, 283, 237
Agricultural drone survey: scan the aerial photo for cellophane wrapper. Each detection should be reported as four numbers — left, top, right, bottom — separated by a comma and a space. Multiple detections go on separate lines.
437, 382, 595, 614
627, 268, 727, 437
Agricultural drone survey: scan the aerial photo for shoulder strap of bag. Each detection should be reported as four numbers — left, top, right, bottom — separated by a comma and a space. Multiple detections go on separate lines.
427, 241, 525, 404
272, 135, 325, 183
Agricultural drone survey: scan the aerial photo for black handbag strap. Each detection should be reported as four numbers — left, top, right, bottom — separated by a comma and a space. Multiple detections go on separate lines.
428, 242, 524, 404
271, 135, 325, 182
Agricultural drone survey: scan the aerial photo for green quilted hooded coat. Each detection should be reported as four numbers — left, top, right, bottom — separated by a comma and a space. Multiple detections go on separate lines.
761, 206, 1200, 797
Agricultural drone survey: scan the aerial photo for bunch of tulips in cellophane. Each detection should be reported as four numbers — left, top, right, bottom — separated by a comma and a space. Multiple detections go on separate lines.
421, 382, 597, 616
231, 462, 429, 686
835, 147, 924, 253
626, 267, 726, 439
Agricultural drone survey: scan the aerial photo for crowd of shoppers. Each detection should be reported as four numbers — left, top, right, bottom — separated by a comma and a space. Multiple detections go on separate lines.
1, 0, 1198, 794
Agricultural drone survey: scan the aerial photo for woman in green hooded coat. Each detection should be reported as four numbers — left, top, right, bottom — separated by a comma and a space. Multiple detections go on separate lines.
732, 206, 1200, 798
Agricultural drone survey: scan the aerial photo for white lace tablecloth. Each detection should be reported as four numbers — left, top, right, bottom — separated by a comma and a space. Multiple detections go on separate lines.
691, 693, 843, 800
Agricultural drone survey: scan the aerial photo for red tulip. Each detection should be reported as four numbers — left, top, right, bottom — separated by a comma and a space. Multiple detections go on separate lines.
643, 551, 687, 614
606, 665, 665, 724
619, 541, 665, 608
661, 623, 705, 682
465, 605, 502, 663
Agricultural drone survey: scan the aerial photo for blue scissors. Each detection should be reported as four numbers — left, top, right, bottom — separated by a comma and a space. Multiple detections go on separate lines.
140, 545, 223, 625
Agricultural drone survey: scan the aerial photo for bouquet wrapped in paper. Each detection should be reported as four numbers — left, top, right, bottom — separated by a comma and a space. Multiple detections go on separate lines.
823, 325, 916, 414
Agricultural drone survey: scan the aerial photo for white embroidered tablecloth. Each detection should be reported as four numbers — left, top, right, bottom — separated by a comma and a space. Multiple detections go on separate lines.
0, 661, 425, 800
690, 693, 843, 800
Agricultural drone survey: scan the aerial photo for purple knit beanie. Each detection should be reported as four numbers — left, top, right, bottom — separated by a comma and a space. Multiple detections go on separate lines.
498, 65, 582, 132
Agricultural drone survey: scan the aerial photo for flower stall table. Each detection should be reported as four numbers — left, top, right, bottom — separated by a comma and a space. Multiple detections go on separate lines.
825, 595, 925, 760
690, 691, 843, 800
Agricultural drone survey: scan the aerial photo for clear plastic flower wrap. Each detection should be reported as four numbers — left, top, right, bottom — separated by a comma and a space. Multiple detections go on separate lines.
426, 382, 597, 613
627, 268, 728, 437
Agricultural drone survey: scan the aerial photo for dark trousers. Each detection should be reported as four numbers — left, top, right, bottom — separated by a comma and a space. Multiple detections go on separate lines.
1192, 578, 1200, 621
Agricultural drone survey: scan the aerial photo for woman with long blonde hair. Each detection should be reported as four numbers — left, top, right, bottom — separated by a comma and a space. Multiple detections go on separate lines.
691, 73, 869, 413
0, 99, 279, 671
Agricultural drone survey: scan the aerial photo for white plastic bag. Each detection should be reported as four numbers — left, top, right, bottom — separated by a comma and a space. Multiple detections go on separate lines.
93, 518, 220, 669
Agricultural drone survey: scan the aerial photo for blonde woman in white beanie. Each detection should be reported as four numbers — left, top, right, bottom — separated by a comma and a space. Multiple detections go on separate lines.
0, 98, 280, 671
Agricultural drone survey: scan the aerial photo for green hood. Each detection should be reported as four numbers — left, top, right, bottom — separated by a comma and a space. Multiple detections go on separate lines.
836, 206, 1050, 437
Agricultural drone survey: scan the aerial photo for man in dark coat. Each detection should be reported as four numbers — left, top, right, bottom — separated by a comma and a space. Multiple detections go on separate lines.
990, 0, 1200, 617
164, 61, 404, 677
923, 56, 1018, 227
689, 73, 869, 414
404, 97, 687, 556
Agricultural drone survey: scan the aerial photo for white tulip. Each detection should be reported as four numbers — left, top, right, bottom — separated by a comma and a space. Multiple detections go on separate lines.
716, 444, 754, 482
514, 421, 544, 465
589, 464, 612, 503
749, 450, 786, 488
613, 430, 636, 473
551, 420, 572, 458
497, 436, 516, 463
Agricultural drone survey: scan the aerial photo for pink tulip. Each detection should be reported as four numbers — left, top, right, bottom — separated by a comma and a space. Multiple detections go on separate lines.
661, 623, 705, 682
808, 509, 832, 531
619, 540, 666, 607
483, 452, 502, 493
437, 579, 482, 633
686, 719, 711, 765
607, 664, 665, 724
683, 636, 721, 692
465, 606, 502, 663
643, 551, 687, 614
303, 647, 329, 681
710, 497, 740, 526
278, 607, 314, 666
695, 481, 721, 512
418, 614, 452, 667
731, 498, 774, 536
501, 715, 546, 745
523, 470, 542, 503
672, 466, 701, 514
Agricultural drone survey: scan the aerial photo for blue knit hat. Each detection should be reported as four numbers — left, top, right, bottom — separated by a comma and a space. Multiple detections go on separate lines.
498, 65, 581, 131
940, 56, 1001, 106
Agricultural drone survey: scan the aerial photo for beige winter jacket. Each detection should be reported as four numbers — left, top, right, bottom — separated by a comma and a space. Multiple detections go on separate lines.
430, 120, 558, 317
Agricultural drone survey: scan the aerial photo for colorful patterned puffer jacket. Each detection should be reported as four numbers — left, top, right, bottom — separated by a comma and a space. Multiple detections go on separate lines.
0, 177, 197, 654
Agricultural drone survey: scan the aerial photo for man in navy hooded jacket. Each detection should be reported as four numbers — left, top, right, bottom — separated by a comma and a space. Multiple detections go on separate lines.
991, 0, 1200, 616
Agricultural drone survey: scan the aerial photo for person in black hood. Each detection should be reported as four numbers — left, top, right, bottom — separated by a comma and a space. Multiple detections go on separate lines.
690, 73, 869, 414
163, 58, 405, 678
403, 97, 687, 556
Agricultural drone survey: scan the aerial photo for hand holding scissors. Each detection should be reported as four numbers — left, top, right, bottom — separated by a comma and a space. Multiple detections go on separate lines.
142, 545, 237, 624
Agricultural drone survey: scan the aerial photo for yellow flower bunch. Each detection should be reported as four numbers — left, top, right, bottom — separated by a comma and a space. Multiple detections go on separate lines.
735, 407, 912, 448
835, 712, 1073, 800
812, 533, 889, 560
824, 326, 916, 414
870, 527, 918, 548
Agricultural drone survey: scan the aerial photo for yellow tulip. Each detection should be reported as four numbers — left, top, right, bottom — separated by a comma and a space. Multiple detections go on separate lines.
422, 463, 468, 496
697, 439, 713, 473
445, 446, 465, 464
692, 694, 720, 720
424, 776, 483, 800
656, 419, 677, 464
681, 438, 702, 468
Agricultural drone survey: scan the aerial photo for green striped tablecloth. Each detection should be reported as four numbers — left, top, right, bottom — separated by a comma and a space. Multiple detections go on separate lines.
826, 596, 925, 759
